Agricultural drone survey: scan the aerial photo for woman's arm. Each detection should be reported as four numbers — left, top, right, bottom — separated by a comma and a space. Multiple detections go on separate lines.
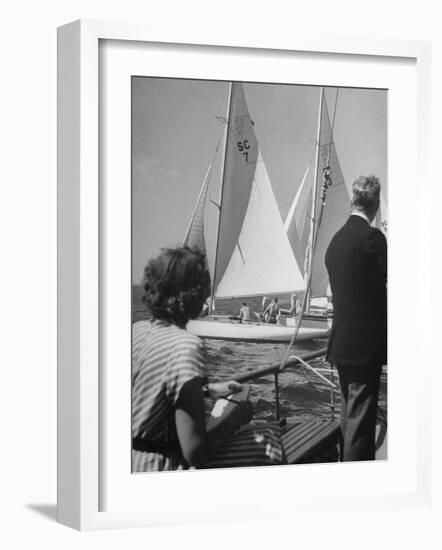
206, 380, 243, 397
174, 378, 251, 467
175, 378, 209, 467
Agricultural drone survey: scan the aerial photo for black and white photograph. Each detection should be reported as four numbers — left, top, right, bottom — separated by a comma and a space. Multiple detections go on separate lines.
2, 0, 438, 541
131, 77, 388, 473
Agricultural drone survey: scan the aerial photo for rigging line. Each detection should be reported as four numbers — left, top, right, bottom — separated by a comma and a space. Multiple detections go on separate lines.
326, 87, 340, 168
236, 241, 246, 265
288, 355, 338, 389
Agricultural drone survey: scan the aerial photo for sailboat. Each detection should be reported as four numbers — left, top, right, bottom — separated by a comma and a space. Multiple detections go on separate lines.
184, 83, 329, 343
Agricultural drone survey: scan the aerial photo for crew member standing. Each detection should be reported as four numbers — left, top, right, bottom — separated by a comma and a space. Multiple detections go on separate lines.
325, 175, 387, 461
289, 293, 298, 317
263, 297, 280, 324
239, 302, 251, 323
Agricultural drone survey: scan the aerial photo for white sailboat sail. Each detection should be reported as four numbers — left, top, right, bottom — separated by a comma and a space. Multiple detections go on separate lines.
284, 164, 312, 277
309, 91, 350, 297
215, 150, 305, 298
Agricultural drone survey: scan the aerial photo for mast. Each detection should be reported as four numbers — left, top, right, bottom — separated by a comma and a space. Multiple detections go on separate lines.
305, 86, 323, 313
209, 81, 233, 314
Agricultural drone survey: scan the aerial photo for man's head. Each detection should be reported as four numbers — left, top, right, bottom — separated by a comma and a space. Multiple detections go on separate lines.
351, 175, 381, 222
241, 302, 246, 307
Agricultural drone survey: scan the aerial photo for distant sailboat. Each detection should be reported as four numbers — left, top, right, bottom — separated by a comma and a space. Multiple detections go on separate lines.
184, 82, 328, 343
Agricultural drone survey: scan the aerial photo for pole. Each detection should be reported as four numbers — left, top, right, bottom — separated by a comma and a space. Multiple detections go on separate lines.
209, 82, 233, 314
235, 347, 327, 384
305, 86, 324, 313
274, 373, 280, 421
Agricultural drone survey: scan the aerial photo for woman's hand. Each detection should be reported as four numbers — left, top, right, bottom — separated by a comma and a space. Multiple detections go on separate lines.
208, 380, 243, 398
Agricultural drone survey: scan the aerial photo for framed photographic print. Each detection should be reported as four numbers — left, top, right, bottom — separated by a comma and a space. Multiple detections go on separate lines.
57, 19, 432, 530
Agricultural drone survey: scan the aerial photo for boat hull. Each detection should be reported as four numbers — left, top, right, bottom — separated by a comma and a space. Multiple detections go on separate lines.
285, 314, 332, 331
187, 318, 329, 343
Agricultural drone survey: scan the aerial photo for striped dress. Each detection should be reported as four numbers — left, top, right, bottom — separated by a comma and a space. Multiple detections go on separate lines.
132, 319, 206, 472
132, 319, 285, 472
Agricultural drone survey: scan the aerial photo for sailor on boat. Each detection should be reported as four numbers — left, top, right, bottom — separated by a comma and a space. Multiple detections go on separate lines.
261, 296, 268, 316
238, 302, 251, 323
289, 293, 298, 316
263, 297, 280, 324
132, 245, 285, 471
325, 175, 387, 461
200, 297, 210, 317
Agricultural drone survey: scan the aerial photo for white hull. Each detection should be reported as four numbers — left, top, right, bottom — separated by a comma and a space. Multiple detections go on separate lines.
285, 315, 333, 331
187, 318, 329, 343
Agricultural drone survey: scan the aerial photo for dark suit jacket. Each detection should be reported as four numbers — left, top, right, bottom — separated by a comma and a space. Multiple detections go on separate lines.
325, 215, 387, 368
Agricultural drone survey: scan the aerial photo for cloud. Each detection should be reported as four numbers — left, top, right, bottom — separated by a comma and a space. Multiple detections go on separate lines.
133, 157, 183, 179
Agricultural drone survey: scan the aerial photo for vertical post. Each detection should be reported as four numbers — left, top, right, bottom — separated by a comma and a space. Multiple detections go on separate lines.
274, 372, 280, 421
209, 81, 233, 314
305, 86, 324, 313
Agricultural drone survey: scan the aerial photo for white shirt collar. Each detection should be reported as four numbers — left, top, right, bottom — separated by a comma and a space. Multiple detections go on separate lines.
351, 210, 370, 224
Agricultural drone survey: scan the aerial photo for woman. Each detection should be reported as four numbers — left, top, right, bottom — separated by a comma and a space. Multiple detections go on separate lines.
132, 245, 284, 472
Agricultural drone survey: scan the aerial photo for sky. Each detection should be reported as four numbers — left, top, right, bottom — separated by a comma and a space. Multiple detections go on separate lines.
132, 77, 387, 284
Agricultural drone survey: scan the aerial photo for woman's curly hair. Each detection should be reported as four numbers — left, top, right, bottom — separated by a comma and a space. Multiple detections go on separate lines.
142, 246, 211, 327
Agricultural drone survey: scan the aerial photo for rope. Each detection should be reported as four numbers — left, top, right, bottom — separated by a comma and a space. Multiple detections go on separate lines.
288, 355, 338, 389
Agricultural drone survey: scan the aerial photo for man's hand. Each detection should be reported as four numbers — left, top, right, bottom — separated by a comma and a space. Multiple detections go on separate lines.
208, 380, 243, 398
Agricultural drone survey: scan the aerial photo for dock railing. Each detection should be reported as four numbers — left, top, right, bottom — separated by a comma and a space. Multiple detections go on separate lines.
232, 347, 336, 421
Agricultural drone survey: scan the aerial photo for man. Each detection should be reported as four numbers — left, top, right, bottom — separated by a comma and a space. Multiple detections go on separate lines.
261, 296, 268, 317
264, 297, 280, 324
289, 293, 298, 317
239, 302, 251, 323
325, 175, 387, 461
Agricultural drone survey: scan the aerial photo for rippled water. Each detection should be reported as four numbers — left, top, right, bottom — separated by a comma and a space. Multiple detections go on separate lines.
133, 286, 387, 423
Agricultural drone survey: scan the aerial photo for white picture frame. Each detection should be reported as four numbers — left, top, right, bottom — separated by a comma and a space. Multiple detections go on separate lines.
57, 19, 432, 531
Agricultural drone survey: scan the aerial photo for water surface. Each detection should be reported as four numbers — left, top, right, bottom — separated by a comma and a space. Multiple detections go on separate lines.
133, 286, 387, 423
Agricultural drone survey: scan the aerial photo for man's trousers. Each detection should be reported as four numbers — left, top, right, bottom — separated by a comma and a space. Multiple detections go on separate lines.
336, 364, 383, 461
